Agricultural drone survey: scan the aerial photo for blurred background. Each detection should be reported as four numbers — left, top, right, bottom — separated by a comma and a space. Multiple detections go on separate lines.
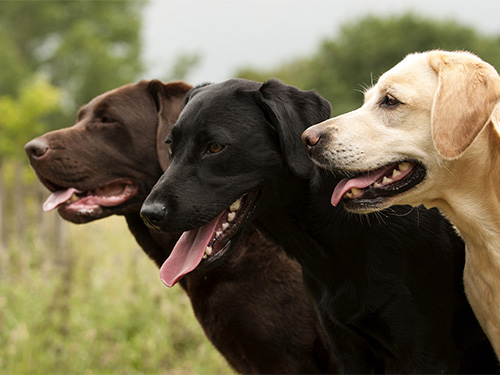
1, 0, 499, 374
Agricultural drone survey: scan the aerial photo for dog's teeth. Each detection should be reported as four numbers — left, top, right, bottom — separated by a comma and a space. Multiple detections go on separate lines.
398, 162, 410, 171
203, 254, 207, 259
216, 231, 222, 238
373, 181, 382, 188
351, 187, 362, 197
229, 199, 241, 212
227, 212, 236, 222
205, 246, 213, 256
382, 176, 392, 185
67, 193, 79, 203
222, 223, 229, 230
392, 169, 401, 178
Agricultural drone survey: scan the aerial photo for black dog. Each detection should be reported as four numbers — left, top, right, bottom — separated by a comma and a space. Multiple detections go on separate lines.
141, 78, 498, 373
25, 80, 336, 374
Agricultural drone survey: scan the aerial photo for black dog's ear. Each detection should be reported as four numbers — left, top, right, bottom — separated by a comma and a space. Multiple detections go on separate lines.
252, 79, 332, 179
147, 80, 192, 171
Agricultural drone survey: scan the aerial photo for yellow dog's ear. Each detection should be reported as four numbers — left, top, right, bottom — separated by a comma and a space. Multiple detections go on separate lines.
429, 51, 500, 159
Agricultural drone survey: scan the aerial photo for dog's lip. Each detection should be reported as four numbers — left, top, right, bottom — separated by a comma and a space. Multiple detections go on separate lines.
159, 188, 260, 287
331, 161, 426, 207
203, 189, 259, 261
42, 178, 138, 213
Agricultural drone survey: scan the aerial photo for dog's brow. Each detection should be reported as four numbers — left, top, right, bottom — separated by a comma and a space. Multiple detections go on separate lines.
77, 106, 87, 120
363, 86, 376, 103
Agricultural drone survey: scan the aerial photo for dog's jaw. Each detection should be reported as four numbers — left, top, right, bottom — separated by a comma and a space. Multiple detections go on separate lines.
332, 161, 427, 213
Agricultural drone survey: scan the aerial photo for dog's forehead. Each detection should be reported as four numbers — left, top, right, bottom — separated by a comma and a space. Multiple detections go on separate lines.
176, 81, 261, 134
368, 53, 437, 103
79, 83, 145, 116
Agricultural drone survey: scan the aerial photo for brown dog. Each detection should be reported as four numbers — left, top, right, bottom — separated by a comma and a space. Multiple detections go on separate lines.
302, 50, 500, 358
25, 80, 336, 373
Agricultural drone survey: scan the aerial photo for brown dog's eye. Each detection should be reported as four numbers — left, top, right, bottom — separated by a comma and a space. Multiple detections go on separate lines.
100, 115, 115, 123
381, 94, 401, 108
207, 144, 224, 154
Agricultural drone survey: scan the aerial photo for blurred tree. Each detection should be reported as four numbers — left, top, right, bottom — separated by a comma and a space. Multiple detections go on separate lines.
238, 13, 500, 115
0, 76, 61, 160
165, 52, 202, 81
0, 0, 146, 117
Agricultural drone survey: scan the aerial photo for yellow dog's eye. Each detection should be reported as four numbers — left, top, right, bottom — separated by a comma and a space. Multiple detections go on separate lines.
208, 144, 224, 153
381, 94, 401, 108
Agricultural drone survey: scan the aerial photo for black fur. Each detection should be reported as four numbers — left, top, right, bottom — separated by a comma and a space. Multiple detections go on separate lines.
142, 78, 498, 374
25, 80, 336, 374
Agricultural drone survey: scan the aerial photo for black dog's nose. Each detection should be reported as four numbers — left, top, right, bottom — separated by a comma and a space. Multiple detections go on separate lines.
301, 127, 322, 151
140, 202, 167, 230
25, 138, 49, 160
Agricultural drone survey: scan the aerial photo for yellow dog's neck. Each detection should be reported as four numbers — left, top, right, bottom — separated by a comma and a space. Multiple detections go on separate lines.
427, 124, 500, 351
436, 122, 500, 256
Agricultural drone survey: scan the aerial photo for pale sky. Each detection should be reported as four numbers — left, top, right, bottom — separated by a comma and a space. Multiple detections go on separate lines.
141, 0, 500, 85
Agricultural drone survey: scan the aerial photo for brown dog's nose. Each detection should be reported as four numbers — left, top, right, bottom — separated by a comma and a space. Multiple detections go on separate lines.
25, 138, 49, 160
301, 127, 321, 150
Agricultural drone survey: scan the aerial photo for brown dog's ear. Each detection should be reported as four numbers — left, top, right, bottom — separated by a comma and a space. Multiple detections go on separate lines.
148, 80, 192, 171
429, 51, 500, 159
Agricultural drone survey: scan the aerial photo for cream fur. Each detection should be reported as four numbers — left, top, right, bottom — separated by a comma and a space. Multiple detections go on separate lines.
304, 50, 500, 357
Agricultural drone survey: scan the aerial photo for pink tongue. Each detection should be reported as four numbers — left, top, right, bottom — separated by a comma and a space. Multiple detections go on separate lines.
43, 188, 82, 212
330, 166, 393, 207
159, 212, 224, 287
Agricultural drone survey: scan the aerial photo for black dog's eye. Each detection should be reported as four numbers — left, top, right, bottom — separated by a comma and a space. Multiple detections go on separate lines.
165, 139, 173, 154
207, 144, 224, 154
380, 94, 401, 108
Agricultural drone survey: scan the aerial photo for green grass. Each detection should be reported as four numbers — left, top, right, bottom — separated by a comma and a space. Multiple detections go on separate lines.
0, 215, 234, 375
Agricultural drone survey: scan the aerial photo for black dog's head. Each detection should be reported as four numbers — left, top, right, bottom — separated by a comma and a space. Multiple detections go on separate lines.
140, 78, 331, 286
25, 80, 191, 223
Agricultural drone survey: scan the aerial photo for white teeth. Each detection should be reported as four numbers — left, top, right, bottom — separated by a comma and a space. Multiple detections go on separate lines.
227, 212, 235, 222
345, 187, 362, 199
382, 176, 392, 185
373, 181, 382, 188
216, 231, 222, 238
399, 162, 410, 171
230, 199, 241, 212
67, 193, 79, 203
351, 187, 362, 197
392, 169, 401, 178
203, 254, 207, 259
205, 246, 213, 256
222, 223, 229, 230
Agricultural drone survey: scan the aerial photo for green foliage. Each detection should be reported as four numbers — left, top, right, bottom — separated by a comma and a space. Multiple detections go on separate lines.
0, 0, 145, 117
0, 0, 146, 160
0, 76, 61, 159
167, 52, 203, 81
0, 213, 234, 375
239, 13, 500, 115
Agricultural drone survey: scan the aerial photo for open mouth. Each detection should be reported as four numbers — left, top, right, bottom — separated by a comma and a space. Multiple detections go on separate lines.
331, 161, 426, 210
159, 189, 259, 287
41, 178, 138, 217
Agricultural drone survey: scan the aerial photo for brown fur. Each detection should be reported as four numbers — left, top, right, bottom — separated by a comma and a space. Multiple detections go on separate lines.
25, 80, 336, 373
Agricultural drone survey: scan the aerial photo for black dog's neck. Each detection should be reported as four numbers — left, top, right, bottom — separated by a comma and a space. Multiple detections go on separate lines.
256, 169, 373, 283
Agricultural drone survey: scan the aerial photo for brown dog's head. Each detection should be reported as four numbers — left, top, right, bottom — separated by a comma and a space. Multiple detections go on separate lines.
25, 80, 192, 223
302, 50, 500, 213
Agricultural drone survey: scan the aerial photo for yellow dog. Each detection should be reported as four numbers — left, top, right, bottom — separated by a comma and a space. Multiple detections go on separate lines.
302, 50, 500, 357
